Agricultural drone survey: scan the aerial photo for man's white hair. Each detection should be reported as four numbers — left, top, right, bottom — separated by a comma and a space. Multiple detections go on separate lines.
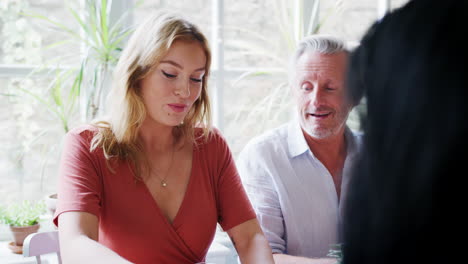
289, 35, 349, 84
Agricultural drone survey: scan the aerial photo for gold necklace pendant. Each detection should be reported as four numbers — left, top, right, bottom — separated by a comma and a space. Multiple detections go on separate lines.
150, 140, 176, 188
161, 180, 167, 187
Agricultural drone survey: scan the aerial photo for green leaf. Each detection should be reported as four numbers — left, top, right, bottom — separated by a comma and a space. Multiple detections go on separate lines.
21, 11, 82, 41
23, 0, 136, 125
51, 74, 64, 107
0, 201, 46, 227
100, 0, 110, 46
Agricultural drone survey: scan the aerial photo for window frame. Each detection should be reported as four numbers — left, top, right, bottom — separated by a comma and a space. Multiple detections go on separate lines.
0, 0, 393, 128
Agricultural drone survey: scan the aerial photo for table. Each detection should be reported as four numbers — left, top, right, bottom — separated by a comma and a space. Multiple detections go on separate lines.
206, 241, 231, 264
0, 240, 231, 264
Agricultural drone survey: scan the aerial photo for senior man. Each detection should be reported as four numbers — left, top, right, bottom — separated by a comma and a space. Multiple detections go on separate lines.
237, 35, 362, 264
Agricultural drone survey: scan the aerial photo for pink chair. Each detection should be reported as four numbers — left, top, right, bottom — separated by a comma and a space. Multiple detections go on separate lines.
23, 231, 62, 264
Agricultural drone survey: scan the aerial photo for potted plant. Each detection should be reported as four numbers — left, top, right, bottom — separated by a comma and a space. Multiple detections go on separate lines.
25, 0, 134, 122
0, 200, 46, 254
8, 0, 135, 216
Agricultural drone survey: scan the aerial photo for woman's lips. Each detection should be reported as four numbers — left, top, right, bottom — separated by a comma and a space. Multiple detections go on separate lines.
168, 104, 187, 113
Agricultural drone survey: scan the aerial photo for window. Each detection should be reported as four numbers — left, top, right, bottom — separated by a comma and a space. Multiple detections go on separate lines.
0, 0, 409, 240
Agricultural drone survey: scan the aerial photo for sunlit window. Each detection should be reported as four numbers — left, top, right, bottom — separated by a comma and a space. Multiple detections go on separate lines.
0, 0, 410, 241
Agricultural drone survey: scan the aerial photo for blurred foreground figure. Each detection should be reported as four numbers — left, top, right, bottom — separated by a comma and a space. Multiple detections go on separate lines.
343, 1, 467, 264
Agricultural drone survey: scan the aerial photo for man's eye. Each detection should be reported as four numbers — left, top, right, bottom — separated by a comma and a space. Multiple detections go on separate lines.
301, 84, 312, 91
162, 71, 177, 78
190, 78, 202, 83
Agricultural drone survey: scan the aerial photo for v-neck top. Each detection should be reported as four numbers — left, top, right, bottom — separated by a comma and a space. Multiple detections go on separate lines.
53, 125, 256, 264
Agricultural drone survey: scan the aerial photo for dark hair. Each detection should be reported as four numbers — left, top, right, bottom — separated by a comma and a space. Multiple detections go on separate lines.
343, 1, 467, 263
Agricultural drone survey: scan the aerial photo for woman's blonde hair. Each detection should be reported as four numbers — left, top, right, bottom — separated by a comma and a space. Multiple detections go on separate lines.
91, 12, 212, 180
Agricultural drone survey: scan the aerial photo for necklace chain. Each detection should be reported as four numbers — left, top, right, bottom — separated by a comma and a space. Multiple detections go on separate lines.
151, 141, 176, 188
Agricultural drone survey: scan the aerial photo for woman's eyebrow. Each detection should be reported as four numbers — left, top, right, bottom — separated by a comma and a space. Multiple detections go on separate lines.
160, 60, 205, 72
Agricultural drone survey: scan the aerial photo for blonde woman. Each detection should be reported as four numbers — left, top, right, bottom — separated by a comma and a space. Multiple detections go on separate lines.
54, 12, 274, 264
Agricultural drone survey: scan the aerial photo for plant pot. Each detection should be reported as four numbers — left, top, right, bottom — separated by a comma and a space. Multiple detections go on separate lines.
45, 193, 58, 216
10, 223, 40, 247
8, 241, 23, 254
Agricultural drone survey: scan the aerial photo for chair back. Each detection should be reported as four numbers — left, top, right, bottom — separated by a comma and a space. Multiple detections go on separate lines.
23, 231, 62, 264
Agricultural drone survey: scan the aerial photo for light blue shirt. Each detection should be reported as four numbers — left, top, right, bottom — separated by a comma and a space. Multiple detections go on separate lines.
237, 120, 361, 258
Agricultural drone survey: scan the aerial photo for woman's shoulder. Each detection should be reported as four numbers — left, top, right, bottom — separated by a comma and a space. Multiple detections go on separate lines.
194, 126, 226, 147
69, 123, 98, 133
66, 124, 100, 143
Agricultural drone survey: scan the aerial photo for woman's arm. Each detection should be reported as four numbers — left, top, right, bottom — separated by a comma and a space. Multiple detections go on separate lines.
59, 212, 133, 264
226, 218, 274, 264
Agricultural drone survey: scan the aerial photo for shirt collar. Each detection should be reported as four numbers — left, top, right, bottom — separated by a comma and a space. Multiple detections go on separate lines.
287, 119, 310, 158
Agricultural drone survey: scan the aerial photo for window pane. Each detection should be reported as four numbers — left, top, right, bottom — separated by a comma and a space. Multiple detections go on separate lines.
319, 0, 413, 42
223, 0, 376, 155
222, 73, 293, 157
133, 0, 212, 41
319, 0, 377, 42
0, 0, 81, 66
224, 0, 285, 69
0, 0, 390, 208
392, 0, 411, 10
223, 0, 384, 70
0, 76, 73, 203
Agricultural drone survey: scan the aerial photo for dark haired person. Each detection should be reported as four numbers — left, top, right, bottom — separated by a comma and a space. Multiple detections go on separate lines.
343, 1, 466, 264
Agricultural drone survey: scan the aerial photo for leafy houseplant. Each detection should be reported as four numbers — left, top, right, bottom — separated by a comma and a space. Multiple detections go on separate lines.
0, 1, 135, 207
0, 200, 46, 253
24, 0, 134, 125
3, 0, 136, 214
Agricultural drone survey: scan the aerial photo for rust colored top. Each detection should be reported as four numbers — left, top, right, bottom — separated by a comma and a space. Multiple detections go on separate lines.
54, 125, 255, 263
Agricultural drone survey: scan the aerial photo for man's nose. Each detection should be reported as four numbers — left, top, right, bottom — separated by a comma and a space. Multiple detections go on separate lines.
310, 85, 325, 107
